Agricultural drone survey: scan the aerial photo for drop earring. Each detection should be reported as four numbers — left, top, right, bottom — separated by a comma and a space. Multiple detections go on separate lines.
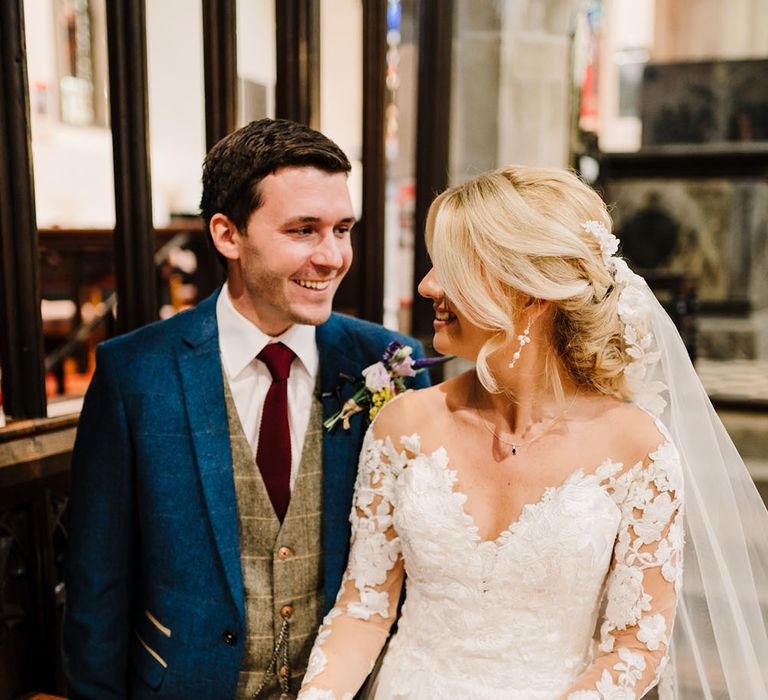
508, 318, 532, 369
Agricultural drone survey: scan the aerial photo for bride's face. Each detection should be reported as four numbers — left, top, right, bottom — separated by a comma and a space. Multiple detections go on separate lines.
417, 267, 494, 360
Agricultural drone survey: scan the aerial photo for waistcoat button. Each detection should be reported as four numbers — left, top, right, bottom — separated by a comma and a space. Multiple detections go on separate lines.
279, 664, 289, 679
277, 546, 294, 560
280, 605, 294, 619
222, 630, 237, 645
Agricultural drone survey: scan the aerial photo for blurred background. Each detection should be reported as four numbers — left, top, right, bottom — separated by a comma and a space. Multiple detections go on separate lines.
1, 0, 767, 697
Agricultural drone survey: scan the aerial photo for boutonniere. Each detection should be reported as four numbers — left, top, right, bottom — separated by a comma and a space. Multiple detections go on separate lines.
324, 341, 451, 432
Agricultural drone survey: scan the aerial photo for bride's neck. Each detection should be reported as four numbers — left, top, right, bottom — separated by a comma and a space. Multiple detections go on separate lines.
474, 346, 578, 434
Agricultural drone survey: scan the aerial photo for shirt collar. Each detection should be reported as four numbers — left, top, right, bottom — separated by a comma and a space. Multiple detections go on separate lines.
216, 282, 318, 379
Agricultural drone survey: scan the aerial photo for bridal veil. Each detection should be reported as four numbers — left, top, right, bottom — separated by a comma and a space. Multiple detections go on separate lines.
644, 282, 768, 699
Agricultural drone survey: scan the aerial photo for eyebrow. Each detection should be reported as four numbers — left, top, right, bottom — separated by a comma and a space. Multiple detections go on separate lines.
281, 216, 357, 226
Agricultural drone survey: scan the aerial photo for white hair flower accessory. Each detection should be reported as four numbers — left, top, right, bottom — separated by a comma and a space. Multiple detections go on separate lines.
582, 220, 639, 285
617, 285, 652, 327
582, 220, 667, 415
582, 219, 619, 265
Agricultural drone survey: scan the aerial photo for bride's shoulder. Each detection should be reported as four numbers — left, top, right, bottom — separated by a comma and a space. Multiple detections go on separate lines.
593, 400, 683, 502
592, 397, 673, 466
370, 373, 460, 442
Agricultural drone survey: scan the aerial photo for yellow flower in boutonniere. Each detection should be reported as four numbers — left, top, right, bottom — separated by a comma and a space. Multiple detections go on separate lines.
369, 386, 395, 421
323, 341, 452, 432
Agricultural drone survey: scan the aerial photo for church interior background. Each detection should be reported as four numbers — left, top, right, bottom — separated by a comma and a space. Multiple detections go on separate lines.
1, 0, 767, 697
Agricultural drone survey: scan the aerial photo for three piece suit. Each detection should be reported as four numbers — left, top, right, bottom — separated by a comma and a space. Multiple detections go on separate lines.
63, 290, 428, 699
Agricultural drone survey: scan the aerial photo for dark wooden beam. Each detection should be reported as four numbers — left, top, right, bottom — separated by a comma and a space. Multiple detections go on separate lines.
0, 0, 47, 419
601, 148, 768, 180
106, 0, 157, 334
275, 0, 320, 128
412, 0, 454, 341
202, 0, 237, 150
345, 0, 387, 323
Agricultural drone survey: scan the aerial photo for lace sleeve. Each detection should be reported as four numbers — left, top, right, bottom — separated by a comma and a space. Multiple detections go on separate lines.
298, 427, 407, 700
564, 440, 684, 700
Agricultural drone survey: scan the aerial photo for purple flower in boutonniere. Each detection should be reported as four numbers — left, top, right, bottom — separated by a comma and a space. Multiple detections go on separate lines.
323, 341, 452, 432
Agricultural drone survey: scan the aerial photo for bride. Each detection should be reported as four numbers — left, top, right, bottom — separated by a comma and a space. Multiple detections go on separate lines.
297, 166, 768, 699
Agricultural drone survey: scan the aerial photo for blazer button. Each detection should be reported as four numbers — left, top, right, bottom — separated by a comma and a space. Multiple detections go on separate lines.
277, 546, 294, 560
280, 605, 294, 619
222, 630, 237, 645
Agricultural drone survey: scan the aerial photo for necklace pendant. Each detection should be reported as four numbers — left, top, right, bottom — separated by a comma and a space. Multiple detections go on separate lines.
512, 445, 517, 456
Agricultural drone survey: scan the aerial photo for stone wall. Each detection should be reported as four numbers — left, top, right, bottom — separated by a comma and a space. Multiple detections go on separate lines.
607, 178, 768, 359
449, 0, 577, 185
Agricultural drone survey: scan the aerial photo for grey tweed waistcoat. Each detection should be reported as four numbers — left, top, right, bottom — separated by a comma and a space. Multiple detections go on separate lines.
223, 375, 324, 699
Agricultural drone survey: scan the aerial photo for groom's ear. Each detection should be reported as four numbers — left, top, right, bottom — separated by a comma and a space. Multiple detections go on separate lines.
209, 213, 242, 263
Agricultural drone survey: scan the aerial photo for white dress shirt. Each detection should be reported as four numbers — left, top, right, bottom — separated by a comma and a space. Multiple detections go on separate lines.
216, 283, 319, 490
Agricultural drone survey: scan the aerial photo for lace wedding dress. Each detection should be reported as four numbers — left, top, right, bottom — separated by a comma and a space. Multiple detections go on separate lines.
298, 418, 683, 700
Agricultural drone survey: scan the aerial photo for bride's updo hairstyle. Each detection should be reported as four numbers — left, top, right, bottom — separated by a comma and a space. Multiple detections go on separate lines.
425, 165, 631, 400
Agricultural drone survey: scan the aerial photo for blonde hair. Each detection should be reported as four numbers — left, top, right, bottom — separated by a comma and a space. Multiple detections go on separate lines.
425, 165, 630, 400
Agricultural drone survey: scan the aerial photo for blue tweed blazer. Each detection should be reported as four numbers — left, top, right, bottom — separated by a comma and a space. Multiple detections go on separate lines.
63, 290, 429, 699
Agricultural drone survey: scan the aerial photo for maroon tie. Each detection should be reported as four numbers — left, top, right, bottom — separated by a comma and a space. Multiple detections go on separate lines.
257, 342, 295, 522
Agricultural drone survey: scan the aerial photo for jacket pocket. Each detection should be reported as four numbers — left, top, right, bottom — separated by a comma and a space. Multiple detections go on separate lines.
145, 608, 172, 638
129, 628, 168, 690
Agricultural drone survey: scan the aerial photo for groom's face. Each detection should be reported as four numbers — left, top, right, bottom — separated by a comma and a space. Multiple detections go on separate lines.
225, 166, 355, 335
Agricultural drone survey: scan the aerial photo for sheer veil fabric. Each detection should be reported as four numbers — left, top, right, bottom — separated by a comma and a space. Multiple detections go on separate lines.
645, 282, 768, 699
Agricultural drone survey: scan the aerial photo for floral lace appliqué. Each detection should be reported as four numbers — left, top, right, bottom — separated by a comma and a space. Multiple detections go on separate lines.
300, 424, 683, 700
567, 437, 684, 699
345, 433, 411, 621
303, 608, 342, 684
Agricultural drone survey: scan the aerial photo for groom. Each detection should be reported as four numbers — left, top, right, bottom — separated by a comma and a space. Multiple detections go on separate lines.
63, 118, 428, 699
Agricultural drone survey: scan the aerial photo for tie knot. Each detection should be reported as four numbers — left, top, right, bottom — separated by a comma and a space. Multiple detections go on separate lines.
258, 342, 295, 381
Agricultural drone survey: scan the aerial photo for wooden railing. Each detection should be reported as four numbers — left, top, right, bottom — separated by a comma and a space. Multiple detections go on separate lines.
0, 416, 75, 699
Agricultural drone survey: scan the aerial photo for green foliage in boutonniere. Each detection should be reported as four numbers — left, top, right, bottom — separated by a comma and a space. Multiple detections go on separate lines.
324, 340, 451, 431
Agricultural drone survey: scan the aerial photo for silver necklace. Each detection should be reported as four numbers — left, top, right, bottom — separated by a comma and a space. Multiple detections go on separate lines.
473, 389, 578, 456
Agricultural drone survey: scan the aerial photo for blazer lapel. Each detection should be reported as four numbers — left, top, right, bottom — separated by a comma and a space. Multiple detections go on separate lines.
177, 294, 245, 616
